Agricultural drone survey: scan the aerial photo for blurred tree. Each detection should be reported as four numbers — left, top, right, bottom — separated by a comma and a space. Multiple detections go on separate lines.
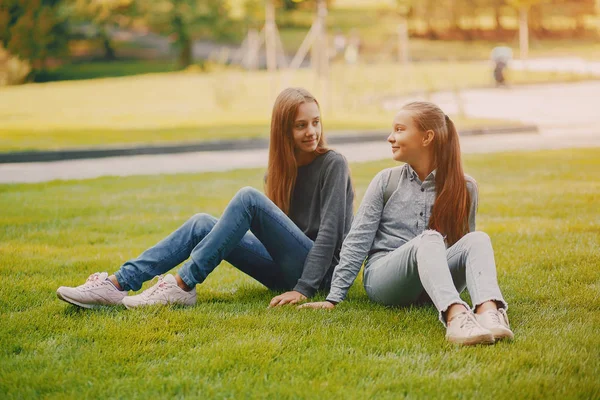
396, 0, 412, 63
137, 0, 231, 68
492, 0, 506, 33
279, 0, 332, 11
70, 0, 135, 61
243, 0, 263, 30
0, 0, 68, 75
507, 0, 546, 59
282, 0, 301, 10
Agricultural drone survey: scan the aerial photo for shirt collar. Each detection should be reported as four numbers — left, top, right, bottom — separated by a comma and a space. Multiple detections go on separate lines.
406, 164, 437, 182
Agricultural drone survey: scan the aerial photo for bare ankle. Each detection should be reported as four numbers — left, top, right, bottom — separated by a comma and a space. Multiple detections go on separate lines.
108, 275, 123, 291
175, 274, 193, 292
475, 301, 498, 314
446, 303, 469, 323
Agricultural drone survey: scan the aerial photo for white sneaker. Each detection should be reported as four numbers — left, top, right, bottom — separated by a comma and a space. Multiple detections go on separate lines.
57, 272, 127, 309
446, 311, 495, 346
476, 308, 514, 341
122, 274, 196, 309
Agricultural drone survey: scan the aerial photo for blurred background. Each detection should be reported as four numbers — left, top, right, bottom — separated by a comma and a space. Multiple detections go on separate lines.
1, 0, 600, 153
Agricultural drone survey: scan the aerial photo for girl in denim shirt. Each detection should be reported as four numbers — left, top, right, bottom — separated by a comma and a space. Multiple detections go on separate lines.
57, 88, 354, 310
302, 101, 514, 346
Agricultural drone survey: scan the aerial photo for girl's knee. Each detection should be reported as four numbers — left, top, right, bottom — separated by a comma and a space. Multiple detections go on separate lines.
235, 186, 263, 205
413, 230, 445, 264
464, 231, 491, 246
188, 213, 217, 231
419, 230, 445, 244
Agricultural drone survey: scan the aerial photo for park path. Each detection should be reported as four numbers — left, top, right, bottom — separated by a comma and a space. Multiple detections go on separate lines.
2, 81, 599, 184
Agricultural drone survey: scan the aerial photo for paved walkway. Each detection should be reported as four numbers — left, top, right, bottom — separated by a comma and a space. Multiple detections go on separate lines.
3, 81, 600, 184
3, 128, 599, 184
510, 57, 600, 76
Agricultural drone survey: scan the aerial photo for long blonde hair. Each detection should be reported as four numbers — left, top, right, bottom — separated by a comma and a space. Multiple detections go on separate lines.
265, 88, 329, 214
402, 101, 471, 246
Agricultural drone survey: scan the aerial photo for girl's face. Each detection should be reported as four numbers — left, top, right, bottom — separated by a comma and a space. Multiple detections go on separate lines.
387, 109, 430, 163
292, 101, 321, 155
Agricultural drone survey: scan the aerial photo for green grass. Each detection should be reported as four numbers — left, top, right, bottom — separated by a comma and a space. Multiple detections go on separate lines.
1, 148, 599, 398
0, 117, 511, 153
0, 61, 586, 152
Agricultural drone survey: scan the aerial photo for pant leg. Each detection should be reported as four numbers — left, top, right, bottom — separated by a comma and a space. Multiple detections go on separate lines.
363, 230, 470, 326
446, 231, 508, 311
115, 209, 304, 292
224, 230, 296, 291
178, 187, 314, 289
114, 213, 217, 291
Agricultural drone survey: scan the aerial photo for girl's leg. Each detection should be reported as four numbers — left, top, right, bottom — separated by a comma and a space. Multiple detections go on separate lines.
57, 214, 215, 308
446, 231, 513, 340
177, 187, 313, 290
223, 230, 302, 291
445, 231, 508, 312
364, 230, 494, 345
364, 230, 470, 325
114, 213, 218, 291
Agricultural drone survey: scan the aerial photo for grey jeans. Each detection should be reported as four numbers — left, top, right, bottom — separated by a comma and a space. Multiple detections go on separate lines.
363, 230, 508, 326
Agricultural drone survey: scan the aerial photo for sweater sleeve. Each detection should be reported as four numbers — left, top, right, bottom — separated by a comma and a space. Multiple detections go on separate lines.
466, 176, 478, 232
293, 154, 352, 298
325, 169, 388, 304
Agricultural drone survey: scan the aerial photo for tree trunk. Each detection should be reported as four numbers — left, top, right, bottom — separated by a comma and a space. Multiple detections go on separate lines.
172, 12, 192, 68
178, 37, 192, 68
398, 17, 410, 64
494, 1, 504, 34
519, 7, 529, 60
99, 27, 116, 61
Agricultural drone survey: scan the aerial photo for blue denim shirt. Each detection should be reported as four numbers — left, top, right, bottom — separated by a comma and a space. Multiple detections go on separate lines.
326, 163, 478, 303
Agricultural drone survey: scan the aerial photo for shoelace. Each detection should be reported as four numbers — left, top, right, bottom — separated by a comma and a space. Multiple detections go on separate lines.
457, 313, 481, 334
142, 275, 170, 298
83, 273, 104, 288
486, 310, 502, 326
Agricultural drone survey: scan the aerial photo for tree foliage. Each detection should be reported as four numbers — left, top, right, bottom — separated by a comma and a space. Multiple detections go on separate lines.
0, 0, 68, 72
137, 0, 231, 68
70, 0, 135, 60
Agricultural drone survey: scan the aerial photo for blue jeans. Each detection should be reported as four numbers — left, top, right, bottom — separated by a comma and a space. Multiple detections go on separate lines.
114, 187, 314, 291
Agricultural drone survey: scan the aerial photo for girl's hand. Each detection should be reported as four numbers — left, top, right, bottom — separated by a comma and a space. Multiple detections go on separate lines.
297, 301, 335, 310
269, 291, 307, 307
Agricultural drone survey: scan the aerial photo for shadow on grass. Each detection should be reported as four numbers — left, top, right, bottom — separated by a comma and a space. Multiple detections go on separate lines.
34, 60, 180, 83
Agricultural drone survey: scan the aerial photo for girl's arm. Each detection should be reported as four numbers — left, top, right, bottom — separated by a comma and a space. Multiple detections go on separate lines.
293, 153, 353, 298
324, 169, 389, 304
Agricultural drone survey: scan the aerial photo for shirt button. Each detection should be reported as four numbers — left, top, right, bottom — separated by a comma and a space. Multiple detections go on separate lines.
421, 188, 424, 192
420, 212, 423, 216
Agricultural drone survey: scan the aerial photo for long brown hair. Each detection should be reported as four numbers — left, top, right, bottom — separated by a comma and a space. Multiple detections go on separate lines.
402, 101, 470, 246
265, 87, 329, 214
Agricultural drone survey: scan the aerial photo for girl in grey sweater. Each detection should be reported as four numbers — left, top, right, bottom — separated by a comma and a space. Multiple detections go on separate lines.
301, 101, 514, 346
57, 88, 354, 310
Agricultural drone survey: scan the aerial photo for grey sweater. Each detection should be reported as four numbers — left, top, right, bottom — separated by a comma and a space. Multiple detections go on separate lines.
326, 163, 478, 304
289, 150, 354, 297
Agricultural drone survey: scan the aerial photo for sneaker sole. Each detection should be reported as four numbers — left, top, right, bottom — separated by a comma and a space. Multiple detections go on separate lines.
122, 299, 196, 309
490, 329, 515, 341
447, 333, 495, 346
56, 291, 102, 309
122, 299, 155, 310
56, 291, 124, 309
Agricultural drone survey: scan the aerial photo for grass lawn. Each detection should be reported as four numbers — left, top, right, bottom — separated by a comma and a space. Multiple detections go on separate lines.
0, 61, 588, 153
0, 117, 513, 153
1, 148, 599, 399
